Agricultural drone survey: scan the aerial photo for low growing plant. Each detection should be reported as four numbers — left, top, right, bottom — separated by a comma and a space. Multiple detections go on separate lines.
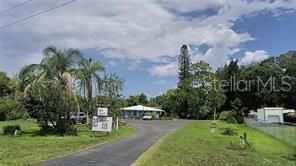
283, 140, 296, 161
227, 140, 252, 151
3, 125, 21, 135
219, 110, 244, 124
220, 125, 238, 135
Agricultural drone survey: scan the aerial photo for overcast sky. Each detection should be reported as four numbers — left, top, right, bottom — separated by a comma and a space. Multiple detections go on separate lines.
0, 0, 296, 97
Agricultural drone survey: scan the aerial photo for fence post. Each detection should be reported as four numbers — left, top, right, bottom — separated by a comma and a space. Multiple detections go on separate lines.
273, 124, 276, 137
281, 123, 284, 141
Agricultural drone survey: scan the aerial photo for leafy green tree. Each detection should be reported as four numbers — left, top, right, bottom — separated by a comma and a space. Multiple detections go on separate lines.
126, 93, 148, 106
138, 93, 148, 105
30, 81, 77, 135
97, 73, 124, 118
174, 61, 226, 119
0, 72, 11, 97
239, 60, 285, 109
147, 95, 164, 107
207, 88, 226, 120
161, 88, 179, 116
191, 61, 215, 90
216, 59, 240, 111
189, 61, 224, 119
281, 51, 296, 108
126, 95, 139, 106
0, 96, 29, 121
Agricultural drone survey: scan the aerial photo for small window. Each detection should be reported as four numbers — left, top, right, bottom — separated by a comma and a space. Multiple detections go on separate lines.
79, 113, 84, 116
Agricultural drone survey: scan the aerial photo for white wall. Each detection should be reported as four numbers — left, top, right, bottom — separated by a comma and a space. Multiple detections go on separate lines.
257, 108, 284, 123
257, 108, 265, 122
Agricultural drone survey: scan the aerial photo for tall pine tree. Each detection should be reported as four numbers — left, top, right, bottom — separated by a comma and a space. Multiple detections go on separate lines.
178, 44, 191, 82
177, 45, 191, 118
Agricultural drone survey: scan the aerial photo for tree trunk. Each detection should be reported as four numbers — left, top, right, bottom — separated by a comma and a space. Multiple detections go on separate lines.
86, 78, 93, 124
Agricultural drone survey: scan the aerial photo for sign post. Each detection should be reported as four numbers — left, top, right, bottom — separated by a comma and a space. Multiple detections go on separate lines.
92, 108, 113, 135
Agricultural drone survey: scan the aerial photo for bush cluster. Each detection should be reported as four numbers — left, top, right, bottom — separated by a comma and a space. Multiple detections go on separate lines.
0, 97, 29, 121
3, 125, 21, 135
39, 120, 77, 136
220, 125, 238, 135
219, 110, 244, 124
227, 140, 252, 151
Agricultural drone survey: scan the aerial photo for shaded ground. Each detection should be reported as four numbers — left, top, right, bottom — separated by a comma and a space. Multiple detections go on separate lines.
39, 120, 192, 166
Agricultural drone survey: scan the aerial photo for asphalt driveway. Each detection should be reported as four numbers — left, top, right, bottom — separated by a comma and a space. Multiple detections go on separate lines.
38, 120, 192, 166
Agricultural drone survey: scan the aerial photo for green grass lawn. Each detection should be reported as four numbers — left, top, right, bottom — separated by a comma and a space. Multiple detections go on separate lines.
0, 120, 135, 166
245, 118, 296, 146
135, 121, 296, 166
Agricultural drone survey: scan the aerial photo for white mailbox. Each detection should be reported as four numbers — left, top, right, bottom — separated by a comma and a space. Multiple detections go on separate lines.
98, 107, 108, 116
92, 116, 113, 132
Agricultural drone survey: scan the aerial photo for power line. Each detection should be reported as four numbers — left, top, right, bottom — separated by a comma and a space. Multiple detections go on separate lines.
0, 0, 35, 15
0, 0, 76, 30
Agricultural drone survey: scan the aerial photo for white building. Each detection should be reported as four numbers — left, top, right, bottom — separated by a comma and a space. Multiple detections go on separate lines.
121, 105, 165, 119
257, 107, 295, 123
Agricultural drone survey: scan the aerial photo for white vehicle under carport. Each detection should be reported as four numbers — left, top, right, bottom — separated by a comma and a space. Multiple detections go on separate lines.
70, 112, 87, 124
143, 114, 152, 120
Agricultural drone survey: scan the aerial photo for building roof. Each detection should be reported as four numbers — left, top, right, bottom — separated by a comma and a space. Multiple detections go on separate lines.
259, 107, 295, 112
121, 105, 164, 112
261, 107, 284, 110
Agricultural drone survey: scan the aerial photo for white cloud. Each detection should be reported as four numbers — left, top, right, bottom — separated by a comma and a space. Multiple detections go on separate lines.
108, 60, 117, 67
240, 50, 269, 65
148, 62, 178, 77
0, 0, 295, 76
154, 80, 166, 85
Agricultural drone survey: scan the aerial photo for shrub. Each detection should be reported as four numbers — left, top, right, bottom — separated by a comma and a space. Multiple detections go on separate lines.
219, 110, 244, 124
220, 125, 238, 135
219, 111, 234, 121
0, 111, 6, 121
39, 120, 77, 136
226, 117, 238, 124
227, 140, 252, 151
119, 120, 127, 126
3, 125, 21, 135
211, 121, 217, 128
38, 124, 55, 135
284, 151, 296, 161
0, 96, 29, 121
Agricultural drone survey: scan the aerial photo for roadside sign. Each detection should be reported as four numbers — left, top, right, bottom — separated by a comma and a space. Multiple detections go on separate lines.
98, 107, 108, 116
92, 116, 113, 132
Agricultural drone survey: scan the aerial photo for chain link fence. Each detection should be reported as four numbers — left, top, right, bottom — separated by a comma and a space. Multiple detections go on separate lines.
244, 118, 296, 146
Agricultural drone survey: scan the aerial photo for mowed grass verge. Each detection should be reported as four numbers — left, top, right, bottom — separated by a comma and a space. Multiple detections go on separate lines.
134, 121, 296, 166
0, 120, 135, 166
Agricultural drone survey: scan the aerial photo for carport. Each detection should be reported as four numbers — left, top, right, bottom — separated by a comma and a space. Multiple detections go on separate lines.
121, 105, 164, 119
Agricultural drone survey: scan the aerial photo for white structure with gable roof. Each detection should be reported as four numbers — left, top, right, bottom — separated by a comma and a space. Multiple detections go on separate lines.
257, 107, 295, 123
121, 105, 165, 119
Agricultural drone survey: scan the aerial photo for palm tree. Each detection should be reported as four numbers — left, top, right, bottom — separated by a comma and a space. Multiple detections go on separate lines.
75, 58, 104, 123
17, 46, 81, 130
18, 46, 81, 94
